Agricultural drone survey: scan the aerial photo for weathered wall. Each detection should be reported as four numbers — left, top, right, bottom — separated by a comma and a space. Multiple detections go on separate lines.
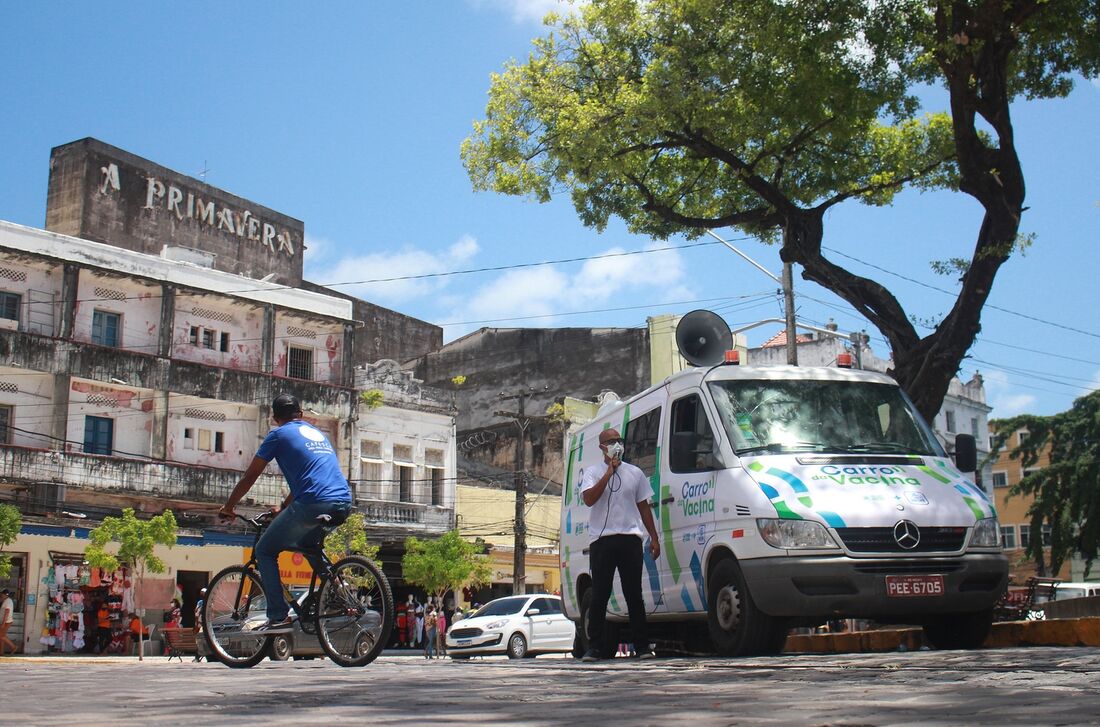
72, 270, 161, 353
172, 292, 265, 371
411, 327, 651, 432
299, 280, 442, 365
165, 396, 258, 471
64, 378, 155, 456
272, 309, 346, 384
0, 369, 53, 448
0, 250, 62, 336
46, 138, 304, 286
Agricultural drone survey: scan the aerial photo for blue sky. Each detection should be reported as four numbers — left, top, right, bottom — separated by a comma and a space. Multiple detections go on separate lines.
2, 0, 1097, 419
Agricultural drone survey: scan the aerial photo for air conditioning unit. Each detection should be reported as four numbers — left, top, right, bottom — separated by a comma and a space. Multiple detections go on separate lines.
0, 317, 18, 331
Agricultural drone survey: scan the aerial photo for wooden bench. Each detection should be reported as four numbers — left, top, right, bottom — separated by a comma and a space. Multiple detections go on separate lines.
162, 627, 204, 662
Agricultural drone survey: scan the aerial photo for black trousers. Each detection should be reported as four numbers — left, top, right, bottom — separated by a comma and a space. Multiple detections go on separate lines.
587, 533, 649, 654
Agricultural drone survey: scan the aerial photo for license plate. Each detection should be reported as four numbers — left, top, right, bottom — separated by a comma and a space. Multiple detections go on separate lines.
458, 639, 472, 645
886, 574, 944, 597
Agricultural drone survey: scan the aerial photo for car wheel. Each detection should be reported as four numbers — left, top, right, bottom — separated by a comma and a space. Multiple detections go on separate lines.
707, 557, 786, 657
507, 632, 528, 659
269, 635, 291, 661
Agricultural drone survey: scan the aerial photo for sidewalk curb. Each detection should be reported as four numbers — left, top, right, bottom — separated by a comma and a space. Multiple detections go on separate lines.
784, 617, 1100, 654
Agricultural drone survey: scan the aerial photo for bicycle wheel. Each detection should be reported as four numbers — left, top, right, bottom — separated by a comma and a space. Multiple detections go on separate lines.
203, 565, 273, 668
315, 555, 393, 667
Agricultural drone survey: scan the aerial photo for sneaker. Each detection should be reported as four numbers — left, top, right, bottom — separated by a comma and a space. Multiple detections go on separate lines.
636, 650, 656, 660
255, 616, 295, 633
581, 649, 601, 662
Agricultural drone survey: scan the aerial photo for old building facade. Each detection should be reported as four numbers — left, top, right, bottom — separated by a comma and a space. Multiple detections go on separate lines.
0, 140, 455, 654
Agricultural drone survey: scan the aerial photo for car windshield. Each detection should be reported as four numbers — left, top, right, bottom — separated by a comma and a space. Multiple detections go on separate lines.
473, 597, 529, 618
707, 378, 943, 456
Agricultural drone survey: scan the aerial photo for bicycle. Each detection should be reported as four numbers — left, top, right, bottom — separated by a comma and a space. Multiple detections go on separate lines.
202, 511, 394, 669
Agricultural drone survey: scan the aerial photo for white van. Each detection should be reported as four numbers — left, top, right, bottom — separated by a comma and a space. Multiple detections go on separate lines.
560, 361, 1009, 656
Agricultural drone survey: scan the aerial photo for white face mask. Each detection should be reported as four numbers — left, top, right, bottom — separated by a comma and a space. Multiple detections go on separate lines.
606, 441, 625, 460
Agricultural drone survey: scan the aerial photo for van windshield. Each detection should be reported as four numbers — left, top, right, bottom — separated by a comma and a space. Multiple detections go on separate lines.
707, 379, 943, 456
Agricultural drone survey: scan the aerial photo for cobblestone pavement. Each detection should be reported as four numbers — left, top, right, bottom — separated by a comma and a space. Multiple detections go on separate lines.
3, 647, 1099, 726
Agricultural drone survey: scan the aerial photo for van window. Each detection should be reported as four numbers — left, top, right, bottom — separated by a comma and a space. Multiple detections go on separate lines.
669, 394, 717, 473
624, 407, 660, 478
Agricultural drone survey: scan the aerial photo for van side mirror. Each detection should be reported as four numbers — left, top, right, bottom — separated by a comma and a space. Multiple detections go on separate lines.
953, 433, 977, 473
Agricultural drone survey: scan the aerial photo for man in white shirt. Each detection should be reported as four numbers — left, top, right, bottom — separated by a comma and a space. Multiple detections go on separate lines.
0, 588, 16, 655
580, 428, 660, 662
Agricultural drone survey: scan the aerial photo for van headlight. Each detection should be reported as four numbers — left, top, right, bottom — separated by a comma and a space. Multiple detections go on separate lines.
970, 518, 1001, 549
757, 518, 839, 549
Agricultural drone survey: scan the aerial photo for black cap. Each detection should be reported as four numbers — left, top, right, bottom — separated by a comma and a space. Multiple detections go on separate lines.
272, 393, 301, 420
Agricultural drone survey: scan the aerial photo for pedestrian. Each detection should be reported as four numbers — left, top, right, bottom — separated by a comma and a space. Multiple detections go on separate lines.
96, 601, 112, 653
580, 427, 661, 662
194, 588, 207, 634
0, 589, 16, 655
436, 607, 447, 657
165, 598, 182, 629
415, 606, 424, 648
424, 608, 438, 659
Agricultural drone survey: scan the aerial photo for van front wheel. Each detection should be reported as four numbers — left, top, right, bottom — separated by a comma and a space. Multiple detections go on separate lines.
707, 558, 785, 657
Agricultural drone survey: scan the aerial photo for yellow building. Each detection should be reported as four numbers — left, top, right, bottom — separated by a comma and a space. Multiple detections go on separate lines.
455, 482, 561, 603
990, 427, 1069, 582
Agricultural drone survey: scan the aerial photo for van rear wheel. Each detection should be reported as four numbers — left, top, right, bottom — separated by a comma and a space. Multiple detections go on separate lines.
707, 558, 786, 657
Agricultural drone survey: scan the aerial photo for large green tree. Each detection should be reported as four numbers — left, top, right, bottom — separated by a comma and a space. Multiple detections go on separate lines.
85, 508, 178, 660
463, 0, 1099, 420
402, 530, 492, 603
992, 390, 1100, 578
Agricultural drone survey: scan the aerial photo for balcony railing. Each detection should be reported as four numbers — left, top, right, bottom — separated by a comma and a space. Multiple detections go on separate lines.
0, 446, 454, 534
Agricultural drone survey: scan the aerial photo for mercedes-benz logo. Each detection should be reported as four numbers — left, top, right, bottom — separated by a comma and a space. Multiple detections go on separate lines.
893, 520, 921, 550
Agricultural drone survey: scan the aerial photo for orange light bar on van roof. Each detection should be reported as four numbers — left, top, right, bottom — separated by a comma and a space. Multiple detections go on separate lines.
837, 352, 853, 368
723, 350, 740, 365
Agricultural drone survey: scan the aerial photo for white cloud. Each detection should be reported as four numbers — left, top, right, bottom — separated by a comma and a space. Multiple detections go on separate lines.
983, 369, 1038, 418
469, 0, 572, 24
304, 234, 480, 304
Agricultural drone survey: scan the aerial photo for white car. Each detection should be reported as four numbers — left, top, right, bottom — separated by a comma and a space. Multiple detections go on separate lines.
446, 594, 575, 659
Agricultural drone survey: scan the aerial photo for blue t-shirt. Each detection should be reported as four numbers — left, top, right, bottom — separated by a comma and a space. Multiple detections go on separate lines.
255, 420, 351, 504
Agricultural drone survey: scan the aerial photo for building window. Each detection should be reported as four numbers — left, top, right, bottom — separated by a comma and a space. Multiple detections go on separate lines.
0, 291, 20, 322
991, 472, 1008, 489
183, 427, 194, 450
360, 460, 384, 500
91, 309, 121, 347
220, 331, 231, 352
214, 431, 225, 453
430, 468, 444, 506
0, 405, 11, 444
970, 417, 980, 438
198, 429, 212, 451
83, 415, 114, 455
944, 410, 956, 433
1020, 525, 1031, 549
287, 346, 313, 380
1000, 525, 1017, 550
1018, 430, 1028, 445
397, 464, 413, 502
1042, 524, 1052, 547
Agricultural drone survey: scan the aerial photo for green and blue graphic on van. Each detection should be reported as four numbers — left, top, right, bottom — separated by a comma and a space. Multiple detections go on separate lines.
747, 461, 847, 527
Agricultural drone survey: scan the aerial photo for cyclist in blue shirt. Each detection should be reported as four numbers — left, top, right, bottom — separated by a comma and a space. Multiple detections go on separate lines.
219, 394, 352, 631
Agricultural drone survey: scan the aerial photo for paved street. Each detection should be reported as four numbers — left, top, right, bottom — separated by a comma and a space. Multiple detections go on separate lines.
3, 647, 1099, 726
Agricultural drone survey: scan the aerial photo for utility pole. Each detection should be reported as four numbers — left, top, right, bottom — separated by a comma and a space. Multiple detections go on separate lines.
704, 229, 797, 364
495, 387, 546, 596
782, 262, 798, 365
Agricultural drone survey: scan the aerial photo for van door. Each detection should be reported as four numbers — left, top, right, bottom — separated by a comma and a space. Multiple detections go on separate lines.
662, 392, 721, 613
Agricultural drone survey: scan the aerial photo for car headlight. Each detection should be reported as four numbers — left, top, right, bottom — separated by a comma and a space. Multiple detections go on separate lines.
757, 518, 839, 549
970, 517, 1001, 548
484, 619, 507, 630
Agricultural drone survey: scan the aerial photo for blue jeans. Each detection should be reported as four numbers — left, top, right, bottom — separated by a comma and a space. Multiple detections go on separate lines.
425, 627, 437, 658
255, 500, 352, 621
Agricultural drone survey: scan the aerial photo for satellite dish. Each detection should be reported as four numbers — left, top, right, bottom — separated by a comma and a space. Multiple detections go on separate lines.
675, 310, 733, 367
